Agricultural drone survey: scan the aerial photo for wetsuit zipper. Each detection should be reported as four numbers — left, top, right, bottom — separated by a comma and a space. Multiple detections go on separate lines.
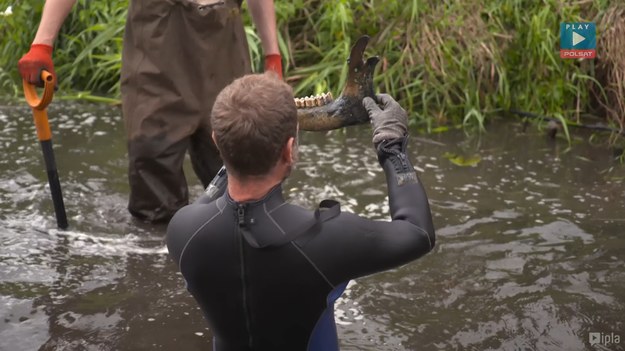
236, 205, 253, 348
398, 153, 409, 171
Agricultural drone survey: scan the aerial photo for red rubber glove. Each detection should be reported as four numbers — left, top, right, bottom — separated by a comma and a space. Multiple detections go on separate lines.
264, 54, 283, 80
18, 44, 56, 87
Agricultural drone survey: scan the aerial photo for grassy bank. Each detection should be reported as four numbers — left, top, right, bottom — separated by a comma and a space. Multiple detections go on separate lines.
1, 0, 623, 142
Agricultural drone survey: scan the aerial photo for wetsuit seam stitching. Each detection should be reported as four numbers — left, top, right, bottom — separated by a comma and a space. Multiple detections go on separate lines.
216, 197, 225, 212
290, 242, 334, 288
264, 203, 286, 235
178, 205, 224, 268
267, 201, 287, 214
414, 225, 433, 250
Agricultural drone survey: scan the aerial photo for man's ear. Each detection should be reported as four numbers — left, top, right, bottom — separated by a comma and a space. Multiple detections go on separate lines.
283, 137, 296, 163
211, 131, 223, 156
212, 131, 219, 148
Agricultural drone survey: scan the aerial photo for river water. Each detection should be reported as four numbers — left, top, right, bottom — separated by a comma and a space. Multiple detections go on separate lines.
0, 101, 624, 351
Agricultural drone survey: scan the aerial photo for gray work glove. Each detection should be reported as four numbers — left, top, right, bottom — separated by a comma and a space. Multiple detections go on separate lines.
362, 94, 408, 145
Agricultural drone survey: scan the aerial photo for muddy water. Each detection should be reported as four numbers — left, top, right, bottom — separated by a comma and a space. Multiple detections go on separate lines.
1, 102, 624, 351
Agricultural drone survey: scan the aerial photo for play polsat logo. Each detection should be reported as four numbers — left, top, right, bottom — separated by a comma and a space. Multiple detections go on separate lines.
560, 22, 596, 59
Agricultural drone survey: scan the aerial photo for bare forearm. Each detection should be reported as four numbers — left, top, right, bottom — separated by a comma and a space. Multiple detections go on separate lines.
246, 0, 279, 55
32, 0, 77, 46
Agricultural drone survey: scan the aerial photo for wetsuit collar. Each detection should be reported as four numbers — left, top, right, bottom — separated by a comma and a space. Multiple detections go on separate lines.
224, 183, 285, 210
222, 183, 321, 249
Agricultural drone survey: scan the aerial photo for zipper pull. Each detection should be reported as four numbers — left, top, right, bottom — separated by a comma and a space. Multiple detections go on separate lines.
237, 205, 246, 226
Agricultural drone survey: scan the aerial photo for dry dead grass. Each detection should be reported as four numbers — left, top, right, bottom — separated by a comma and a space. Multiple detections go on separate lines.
596, 4, 625, 133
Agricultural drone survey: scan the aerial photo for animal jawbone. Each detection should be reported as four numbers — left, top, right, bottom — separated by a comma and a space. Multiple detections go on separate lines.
295, 35, 379, 131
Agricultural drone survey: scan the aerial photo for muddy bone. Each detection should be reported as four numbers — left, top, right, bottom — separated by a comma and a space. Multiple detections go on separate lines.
295, 35, 379, 131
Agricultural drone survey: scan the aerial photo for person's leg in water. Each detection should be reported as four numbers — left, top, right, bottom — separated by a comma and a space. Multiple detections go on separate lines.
189, 123, 222, 188
186, 0, 252, 188
121, 0, 252, 222
127, 134, 190, 223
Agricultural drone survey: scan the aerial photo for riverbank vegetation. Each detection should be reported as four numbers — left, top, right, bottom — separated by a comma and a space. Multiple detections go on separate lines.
0, 0, 623, 145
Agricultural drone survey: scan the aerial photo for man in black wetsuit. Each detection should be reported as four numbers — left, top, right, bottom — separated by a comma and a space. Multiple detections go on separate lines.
166, 73, 436, 350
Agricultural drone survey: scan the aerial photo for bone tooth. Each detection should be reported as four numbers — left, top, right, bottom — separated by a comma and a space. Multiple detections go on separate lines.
316, 94, 323, 105
321, 93, 330, 104
305, 97, 314, 107
293, 98, 300, 107
319, 93, 327, 104
296, 98, 303, 108
314, 96, 322, 106
325, 92, 334, 102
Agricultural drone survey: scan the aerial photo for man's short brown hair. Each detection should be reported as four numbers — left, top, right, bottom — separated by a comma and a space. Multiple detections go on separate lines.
211, 73, 297, 177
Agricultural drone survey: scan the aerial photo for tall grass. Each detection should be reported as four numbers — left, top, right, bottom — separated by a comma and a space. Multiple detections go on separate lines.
259, 0, 624, 139
595, 3, 625, 139
0, 0, 125, 99
0, 1, 42, 96
0, 0, 623, 142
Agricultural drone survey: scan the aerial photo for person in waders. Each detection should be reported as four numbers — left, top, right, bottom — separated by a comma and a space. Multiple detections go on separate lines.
166, 73, 437, 350
18, 0, 282, 223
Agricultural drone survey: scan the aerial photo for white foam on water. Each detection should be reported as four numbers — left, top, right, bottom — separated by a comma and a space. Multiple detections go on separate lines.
46, 228, 168, 257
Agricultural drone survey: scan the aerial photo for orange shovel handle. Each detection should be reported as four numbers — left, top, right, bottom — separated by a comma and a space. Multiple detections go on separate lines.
23, 70, 55, 141
23, 70, 55, 109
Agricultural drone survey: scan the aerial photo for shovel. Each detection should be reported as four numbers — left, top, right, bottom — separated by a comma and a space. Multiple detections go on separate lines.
23, 70, 68, 229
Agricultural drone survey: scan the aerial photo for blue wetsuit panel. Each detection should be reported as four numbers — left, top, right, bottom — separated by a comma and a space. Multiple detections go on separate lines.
307, 281, 349, 351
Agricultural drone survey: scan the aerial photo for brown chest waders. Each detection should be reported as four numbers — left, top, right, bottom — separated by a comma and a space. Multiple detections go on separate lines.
120, 0, 251, 222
